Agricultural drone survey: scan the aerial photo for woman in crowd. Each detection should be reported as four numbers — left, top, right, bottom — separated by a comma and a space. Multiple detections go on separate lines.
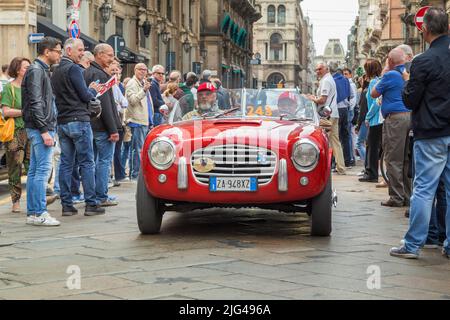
0, 57, 31, 213
359, 59, 383, 183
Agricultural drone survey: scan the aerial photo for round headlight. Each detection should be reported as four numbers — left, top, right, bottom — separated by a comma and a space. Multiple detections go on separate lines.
149, 138, 175, 170
292, 140, 319, 172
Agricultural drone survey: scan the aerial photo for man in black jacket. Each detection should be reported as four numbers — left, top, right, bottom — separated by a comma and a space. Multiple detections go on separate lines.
84, 44, 122, 208
390, 7, 450, 260
52, 38, 104, 217
22, 36, 62, 227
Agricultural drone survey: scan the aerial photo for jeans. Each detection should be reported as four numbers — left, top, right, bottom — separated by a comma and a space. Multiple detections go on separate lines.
427, 178, 447, 245
26, 129, 55, 216
121, 141, 131, 178
71, 158, 81, 196
58, 122, 97, 207
130, 125, 148, 179
356, 124, 368, 162
93, 131, 115, 203
348, 109, 355, 163
113, 130, 125, 181
338, 108, 351, 165
404, 136, 450, 254
153, 112, 163, 127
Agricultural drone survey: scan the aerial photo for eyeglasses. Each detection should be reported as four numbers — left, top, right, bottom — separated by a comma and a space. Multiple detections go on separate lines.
50, 49, 63, 55
154, 72, 165, 75
137, 68, 148, 72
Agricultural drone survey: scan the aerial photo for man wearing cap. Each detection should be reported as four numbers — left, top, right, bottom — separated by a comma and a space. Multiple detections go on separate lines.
182, 82, 219, 120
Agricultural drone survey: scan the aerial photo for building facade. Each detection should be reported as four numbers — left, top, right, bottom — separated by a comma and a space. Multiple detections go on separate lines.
0, 0, 202, 77
252, 0, 312, 91
314, 38, 346, 69
348, 0, 450, 71
199, 0, 261, 89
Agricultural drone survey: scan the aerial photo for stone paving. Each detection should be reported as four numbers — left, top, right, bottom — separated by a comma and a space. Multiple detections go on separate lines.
0, 167, 449, 300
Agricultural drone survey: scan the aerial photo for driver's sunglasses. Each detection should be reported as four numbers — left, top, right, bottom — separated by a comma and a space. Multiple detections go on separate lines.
154, 72, 165, 75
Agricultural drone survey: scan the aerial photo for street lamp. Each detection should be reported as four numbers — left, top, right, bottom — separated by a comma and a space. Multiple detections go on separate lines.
161, 28, 170, 44
200, 47, 208, 59
142, 19, 152, 38
99, 1, 112, 24
182, 35, 191, 52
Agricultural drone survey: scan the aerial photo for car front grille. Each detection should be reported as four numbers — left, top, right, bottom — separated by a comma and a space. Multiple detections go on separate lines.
191, 144, 277, 186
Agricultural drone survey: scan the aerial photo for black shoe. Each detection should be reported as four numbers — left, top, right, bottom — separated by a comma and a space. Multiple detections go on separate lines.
62, 206, 78, 217
404, 208, 410, 218
85, 205, 106, 216
359, 175, 378, 183
381, 199, 404, 207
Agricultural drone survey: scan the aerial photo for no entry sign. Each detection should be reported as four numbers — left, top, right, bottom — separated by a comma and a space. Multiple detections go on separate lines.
69, 20, 80, 39
414, 6, 431, 31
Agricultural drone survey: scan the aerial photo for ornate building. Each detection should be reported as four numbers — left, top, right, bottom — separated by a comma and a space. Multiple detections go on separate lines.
200, 0, 261, 89
0, 0, 202, 77
252, 0, 312, 91
314, 39, 346, 68
348, 0, 450, 71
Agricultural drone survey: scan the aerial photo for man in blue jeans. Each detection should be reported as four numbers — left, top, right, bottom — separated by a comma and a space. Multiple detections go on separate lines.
390, 7, 450, 259
21, 36, 62, 226
84, 44, 122, 207
125, 63, 153, 180
52, 38, 105, 217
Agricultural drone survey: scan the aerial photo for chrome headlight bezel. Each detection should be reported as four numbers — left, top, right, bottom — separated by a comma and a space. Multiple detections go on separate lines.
148, 137, 176, 170
291, 139, 320, 172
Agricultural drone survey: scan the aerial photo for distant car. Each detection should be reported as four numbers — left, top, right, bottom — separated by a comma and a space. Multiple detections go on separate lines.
136, 88, 336, 236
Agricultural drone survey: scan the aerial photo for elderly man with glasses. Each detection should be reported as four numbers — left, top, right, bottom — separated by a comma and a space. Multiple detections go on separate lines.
125, 63, 153, 180
149, 64, 166, 126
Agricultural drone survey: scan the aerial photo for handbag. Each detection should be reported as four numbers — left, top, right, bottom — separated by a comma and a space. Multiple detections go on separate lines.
0, 85, 16, 142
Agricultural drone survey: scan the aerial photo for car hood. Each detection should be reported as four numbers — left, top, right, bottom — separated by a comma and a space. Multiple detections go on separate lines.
149, 118, 322, 152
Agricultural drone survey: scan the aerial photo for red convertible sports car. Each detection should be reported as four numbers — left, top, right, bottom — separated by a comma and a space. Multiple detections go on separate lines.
136, 87, 336, 236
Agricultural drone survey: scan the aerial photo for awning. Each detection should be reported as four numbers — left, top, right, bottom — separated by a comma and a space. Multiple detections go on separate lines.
118, 47, 147, 64
37, 16, 97, 51
221, 13, 231, 34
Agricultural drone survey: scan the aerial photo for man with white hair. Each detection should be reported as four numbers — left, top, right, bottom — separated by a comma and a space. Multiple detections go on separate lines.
79, 51, 94, 69
150, 64, 165, 125
51, 38, 103, 217
371, 47, 412, 208
307, 62, 346, 175
396, 44, 414, 73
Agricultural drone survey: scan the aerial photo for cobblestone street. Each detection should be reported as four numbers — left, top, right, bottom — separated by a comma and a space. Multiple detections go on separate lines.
0, 167, 449, 300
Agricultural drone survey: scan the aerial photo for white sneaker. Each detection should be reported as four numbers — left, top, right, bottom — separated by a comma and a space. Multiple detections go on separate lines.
26, 215, 38, 225
33, 212, 61, 227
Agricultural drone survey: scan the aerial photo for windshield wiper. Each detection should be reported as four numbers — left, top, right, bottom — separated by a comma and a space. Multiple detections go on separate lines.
213, 106, 241, 119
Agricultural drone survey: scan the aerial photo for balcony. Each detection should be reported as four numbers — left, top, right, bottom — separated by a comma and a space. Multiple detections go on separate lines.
230, 0, 262, 23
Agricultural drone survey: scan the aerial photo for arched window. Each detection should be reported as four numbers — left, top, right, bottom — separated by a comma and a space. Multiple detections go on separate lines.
267, 73, 285, 88
278, 5, 286, 26
270, 33, 283, 61
267, 5, 276, 24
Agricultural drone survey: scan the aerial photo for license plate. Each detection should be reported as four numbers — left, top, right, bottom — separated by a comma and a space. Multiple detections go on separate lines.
209, 177, 258, 192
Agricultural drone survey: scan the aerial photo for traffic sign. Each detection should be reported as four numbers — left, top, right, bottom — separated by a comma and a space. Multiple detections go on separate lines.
69, 20, 80, 39
72, 0, 81, 9
28, 33, 45, 44
107, 35, 126, 57
414, 6, 431, 31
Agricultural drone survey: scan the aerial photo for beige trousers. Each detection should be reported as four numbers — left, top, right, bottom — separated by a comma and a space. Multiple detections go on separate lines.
329, 118, 346, 174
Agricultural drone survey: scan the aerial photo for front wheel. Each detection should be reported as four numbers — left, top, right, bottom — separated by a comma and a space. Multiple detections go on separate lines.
310, 174, 332, 236
136, 169, 163, 234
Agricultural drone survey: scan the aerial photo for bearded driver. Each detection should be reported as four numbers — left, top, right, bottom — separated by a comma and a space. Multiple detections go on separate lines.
182, 82, 219, 120
278, 91, 299, 117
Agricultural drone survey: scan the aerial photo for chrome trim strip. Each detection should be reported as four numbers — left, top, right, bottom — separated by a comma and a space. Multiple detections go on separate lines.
178, 157, 188, 190
278, 159, 288, 192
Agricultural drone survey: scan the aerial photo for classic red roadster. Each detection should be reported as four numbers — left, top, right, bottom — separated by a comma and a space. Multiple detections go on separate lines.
136, 88, 336, 236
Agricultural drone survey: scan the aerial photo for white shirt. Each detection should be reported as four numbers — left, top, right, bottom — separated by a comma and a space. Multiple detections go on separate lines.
317, 73, 339, 118
112, 85, 128, 113
347, 79, 358, 111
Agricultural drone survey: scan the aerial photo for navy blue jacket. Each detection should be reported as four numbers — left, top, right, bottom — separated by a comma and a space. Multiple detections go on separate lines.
403, 35, 450, 140
150, 78, 164, 112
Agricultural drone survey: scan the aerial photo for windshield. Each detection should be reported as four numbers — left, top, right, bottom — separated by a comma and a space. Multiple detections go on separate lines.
168, 88, 318, 124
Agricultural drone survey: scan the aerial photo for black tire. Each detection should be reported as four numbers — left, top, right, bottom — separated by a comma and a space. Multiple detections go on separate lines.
136, 169, 163, 234
310, 174, 332, 236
